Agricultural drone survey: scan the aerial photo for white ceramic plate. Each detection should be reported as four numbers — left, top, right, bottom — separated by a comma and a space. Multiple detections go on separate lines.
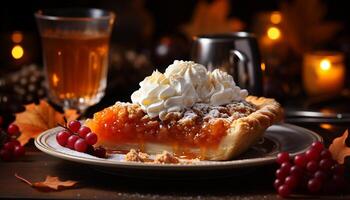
35, 123, 322, 172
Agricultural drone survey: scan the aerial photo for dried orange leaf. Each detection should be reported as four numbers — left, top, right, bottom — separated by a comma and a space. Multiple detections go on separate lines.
15, 100, 79, 145
33, 176, 77, 190
15, 174, 77, 190
329, 129, 350, 164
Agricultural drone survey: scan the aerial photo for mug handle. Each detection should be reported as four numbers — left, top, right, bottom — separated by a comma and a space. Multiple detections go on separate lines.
229, 50, 249, 90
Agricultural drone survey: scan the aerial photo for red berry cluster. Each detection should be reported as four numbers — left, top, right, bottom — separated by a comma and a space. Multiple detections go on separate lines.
274, 142, 347, 197
56, 120, 106, 158
0, 117, 25, 161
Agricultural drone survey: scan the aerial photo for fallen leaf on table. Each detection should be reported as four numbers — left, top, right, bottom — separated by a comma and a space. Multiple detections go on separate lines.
329, 129, 350, 164
14, 100, 79, 145
15, 174, 78, 191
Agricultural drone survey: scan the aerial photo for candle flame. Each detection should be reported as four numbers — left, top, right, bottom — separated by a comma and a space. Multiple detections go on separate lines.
52, 73, 59, 87
11, 45, 24, 59
270, 12, 282, 24
261, 62, 266, 71
267, 27, 281, 40
320, 59, 331, 71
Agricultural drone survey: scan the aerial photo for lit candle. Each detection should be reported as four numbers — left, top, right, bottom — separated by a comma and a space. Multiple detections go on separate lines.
303, 51, 345, 96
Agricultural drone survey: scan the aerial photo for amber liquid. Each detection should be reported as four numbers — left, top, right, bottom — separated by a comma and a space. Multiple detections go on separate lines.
42, 33, 109, 109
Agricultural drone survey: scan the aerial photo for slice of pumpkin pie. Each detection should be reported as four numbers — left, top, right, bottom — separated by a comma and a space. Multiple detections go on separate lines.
85, 60, 282, 160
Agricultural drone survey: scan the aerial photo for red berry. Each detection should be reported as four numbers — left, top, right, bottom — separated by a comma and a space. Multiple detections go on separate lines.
285, 175, 298, 189
94, 146, 106, 158
290, 165, 303, 177
0, 149, 12, 161
294, 154, 307, 168
7, 124, 20, 136
274, 179, 284, 190
85, 132, 97, 145
66, 135, 79, 149
8, 139, 20, 146
78, 126, 91, 138
306, 161, 319, 172
277, 152, 290, 164
305, 148, 320, 161
13, 145, 25, 158
56, 131, 71, 146
68, 120, 81, 132
280, 162, 292, 173
278, 185, 291, 197
320, 149, 332, 159
3, 142, 15, 152
74, 138, 87, 152
314, 170, 328, 181
311, 142, 324, 153
319, 159, 333, 171
308, 178, 322, 193
276, 168, 289, 180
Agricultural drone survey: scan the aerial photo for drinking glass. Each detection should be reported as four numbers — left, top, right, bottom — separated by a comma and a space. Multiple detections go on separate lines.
35, 8, 115, 113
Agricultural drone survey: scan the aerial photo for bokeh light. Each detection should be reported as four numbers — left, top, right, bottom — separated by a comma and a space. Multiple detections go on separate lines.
267, 27, 281, 40
11, 31, 23, 43
320, 59, 331, 71
270, 12, 282, 24
11, 45, 24, 59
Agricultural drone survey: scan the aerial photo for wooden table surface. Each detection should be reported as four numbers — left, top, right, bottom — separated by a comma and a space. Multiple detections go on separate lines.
0, 123, 349, 200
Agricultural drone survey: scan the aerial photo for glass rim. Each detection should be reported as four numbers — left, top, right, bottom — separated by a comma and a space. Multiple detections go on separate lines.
35, 8, 115, 22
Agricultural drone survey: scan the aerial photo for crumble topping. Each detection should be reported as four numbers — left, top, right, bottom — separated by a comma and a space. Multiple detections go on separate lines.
123, 149, 199, 164
162, 101, 257, 124
124, 149, 151, 162
154, 151, 180, 164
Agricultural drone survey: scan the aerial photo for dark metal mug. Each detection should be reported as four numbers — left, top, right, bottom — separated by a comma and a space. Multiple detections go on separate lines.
191, 32, 262, 96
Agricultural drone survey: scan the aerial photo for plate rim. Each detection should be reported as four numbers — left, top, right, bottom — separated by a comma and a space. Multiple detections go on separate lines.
34, 123, 322, 170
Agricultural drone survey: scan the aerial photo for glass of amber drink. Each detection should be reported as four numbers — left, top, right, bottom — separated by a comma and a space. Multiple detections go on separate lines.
35, 8, 115, 112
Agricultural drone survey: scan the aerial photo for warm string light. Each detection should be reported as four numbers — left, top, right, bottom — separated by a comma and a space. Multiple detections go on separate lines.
11, 45, 24, 59
11, 31, 24, 60
267, 27, 281, 40
11, 31, 23, 43
270, 12, 282, 24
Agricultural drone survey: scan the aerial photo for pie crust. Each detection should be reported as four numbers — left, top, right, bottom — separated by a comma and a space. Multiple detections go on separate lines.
86, 96, 282, 161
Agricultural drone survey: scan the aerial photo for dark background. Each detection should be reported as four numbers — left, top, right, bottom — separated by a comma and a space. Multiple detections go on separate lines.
0, 0, 349, 67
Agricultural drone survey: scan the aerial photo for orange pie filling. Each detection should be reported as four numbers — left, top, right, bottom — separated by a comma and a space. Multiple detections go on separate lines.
85, 101, 257, 155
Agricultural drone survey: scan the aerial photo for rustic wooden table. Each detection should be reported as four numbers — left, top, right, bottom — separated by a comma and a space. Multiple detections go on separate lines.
0, 123, 349, 200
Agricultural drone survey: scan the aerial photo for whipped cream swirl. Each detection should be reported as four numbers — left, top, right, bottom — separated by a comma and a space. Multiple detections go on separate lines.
131, 60, 248, 120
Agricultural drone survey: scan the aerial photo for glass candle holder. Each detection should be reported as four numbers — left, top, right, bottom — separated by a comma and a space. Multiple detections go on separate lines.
303, 51, 345, 96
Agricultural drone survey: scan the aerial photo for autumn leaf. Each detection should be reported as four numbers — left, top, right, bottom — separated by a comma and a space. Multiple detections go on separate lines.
15, 174, 77, 191
182, 0, 244, 37
280, 0, 342, 55
329, 129, 350, 164
15, 100, 79, 145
